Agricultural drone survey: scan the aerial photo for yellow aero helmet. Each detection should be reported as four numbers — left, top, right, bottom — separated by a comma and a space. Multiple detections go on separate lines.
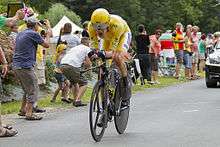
91, 8, 110, 25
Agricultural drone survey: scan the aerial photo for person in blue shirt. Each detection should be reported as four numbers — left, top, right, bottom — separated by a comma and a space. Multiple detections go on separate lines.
13, 16, 51, 121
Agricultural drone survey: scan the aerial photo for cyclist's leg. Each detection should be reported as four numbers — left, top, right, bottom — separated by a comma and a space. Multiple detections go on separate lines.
113, 32, 132, 78
113, 32, 132, 104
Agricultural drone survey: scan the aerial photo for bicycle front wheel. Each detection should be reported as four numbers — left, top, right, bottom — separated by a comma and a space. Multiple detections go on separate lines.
89, 81, 107, 142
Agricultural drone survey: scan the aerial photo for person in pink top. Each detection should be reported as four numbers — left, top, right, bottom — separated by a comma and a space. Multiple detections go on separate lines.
191, 26, 200, 79
149, 29, 162, 84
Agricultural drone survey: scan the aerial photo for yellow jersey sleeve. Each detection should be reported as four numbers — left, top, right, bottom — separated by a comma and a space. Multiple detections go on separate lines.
88, 22, 99, 49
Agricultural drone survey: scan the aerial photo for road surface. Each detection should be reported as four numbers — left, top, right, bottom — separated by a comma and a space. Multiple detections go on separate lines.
1, 79, 220, 147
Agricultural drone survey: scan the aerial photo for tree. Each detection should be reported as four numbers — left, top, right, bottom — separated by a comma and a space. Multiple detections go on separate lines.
25, 0, 54, 14
198, 0, 220, 33
42, 3, 81, 27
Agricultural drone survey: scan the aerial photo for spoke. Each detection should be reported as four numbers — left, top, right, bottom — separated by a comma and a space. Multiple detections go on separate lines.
93, 91, 99, 112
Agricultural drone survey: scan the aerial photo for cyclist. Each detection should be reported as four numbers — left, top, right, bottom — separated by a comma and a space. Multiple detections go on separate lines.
88, 8, 132, 105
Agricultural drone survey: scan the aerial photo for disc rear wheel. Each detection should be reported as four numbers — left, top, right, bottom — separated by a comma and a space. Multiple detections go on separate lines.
114, 84, 130, 134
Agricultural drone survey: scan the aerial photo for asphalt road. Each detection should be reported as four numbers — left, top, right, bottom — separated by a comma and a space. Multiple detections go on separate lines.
1, 79, 220, 147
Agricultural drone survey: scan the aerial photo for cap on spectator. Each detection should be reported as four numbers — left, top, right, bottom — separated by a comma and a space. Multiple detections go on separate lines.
25, 15, 39, 24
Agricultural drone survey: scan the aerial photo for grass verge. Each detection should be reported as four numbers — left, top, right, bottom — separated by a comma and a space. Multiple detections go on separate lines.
1, 76, 193, 115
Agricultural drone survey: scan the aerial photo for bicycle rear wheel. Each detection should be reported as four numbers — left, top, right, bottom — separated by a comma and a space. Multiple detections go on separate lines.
89, 81, 107, 142
114, 83, 130, 134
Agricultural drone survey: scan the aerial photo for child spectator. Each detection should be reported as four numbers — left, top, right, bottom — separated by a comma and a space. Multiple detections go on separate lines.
51, 41, 71, 103
198, 34, 206, 72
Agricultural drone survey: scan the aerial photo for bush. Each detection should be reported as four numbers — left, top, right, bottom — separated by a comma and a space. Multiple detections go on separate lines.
45, 56, 56, 86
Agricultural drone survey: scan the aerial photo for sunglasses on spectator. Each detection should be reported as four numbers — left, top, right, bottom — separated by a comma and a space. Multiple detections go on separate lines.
92, 23, 108, 30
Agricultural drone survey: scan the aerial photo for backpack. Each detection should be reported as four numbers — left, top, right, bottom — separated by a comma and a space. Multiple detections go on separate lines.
0, 30, 14, 64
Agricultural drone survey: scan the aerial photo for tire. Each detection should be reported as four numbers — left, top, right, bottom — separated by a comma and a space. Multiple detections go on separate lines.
205, 71, 217, 88
89, 81, 107, 142
114, 84, 130, 134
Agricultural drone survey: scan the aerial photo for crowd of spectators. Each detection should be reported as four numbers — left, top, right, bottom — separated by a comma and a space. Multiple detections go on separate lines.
135, 22, 219, 84
0, 7, 93, 137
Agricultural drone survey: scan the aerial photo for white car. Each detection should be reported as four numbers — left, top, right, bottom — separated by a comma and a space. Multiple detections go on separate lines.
205, 42, 220, 87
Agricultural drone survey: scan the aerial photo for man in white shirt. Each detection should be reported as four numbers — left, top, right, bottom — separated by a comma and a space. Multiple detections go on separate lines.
60, 37, 92, 107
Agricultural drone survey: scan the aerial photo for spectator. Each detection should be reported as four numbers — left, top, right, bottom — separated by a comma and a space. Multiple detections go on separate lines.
149, 29, 162, 84
61, 23, 80, 51
82, 21, 89, 37
186, 24, 193, 33
0, 47, 18, 137
0, 9, 24, 137
213, 32, 220, 46
198, 34, 206, 72
172, 22, 185, 79
191, 26, 200, 79
18, 15, 52, 113
206, 34, 214, 56
135, 24, 151, 82
33, 29, 49, 113
56, 27, 64, 47
13, 16, 51, 120
9, 23, 18, 46
184, 29, 193, 80
51, 41, 71, 103
60, 37, 92, 107
36, 29, 47, 87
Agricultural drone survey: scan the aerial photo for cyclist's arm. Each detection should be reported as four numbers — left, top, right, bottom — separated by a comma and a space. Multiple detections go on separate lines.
108, 24, 124, 52
88, 22, 99, 50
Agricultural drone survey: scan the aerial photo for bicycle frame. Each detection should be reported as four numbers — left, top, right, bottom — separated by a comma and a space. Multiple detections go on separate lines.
89, 59, 131, 141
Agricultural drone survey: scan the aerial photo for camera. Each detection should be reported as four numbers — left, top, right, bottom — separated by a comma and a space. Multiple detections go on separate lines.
39, 20, 46, 26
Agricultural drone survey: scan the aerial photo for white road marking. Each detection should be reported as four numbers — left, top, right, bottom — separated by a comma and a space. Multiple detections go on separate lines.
183, 110, 199, 113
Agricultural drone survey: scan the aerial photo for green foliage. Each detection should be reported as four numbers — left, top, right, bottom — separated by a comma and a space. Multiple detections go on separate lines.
45, 57, 56, 86
53, 0, 220, 33
41, 3, 82, 27
26, 0, 53, 14
1, 0, 220, 33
